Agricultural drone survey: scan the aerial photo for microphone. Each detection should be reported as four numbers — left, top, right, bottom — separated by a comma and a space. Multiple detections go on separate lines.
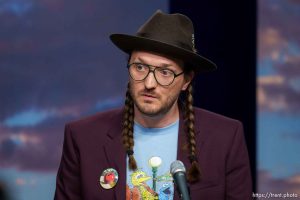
170, 160, 190, 200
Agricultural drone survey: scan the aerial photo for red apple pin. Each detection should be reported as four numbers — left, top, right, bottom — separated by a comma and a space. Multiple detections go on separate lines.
99, 168, 118, 189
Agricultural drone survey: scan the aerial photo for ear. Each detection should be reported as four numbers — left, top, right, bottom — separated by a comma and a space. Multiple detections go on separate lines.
181, 71, 194, 91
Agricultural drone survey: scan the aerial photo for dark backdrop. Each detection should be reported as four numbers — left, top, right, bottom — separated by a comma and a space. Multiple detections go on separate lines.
170, 0, 257, 191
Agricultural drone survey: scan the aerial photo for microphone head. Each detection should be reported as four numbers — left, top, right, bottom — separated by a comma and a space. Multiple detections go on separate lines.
170, 160, 186, 175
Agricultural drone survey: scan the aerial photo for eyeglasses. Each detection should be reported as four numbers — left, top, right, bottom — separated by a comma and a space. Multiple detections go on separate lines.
127, 63, 184, 86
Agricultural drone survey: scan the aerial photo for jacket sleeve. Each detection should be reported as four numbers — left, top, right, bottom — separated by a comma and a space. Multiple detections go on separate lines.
225, 121, 252, 200
54, 124, 82, 200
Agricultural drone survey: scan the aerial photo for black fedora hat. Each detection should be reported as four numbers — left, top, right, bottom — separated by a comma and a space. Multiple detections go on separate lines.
110, 10, 217, 73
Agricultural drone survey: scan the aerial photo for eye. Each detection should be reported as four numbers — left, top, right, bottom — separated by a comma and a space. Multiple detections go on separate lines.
158, 68, 173, 77
136, 174, 143, 179
135, 63, 147, 71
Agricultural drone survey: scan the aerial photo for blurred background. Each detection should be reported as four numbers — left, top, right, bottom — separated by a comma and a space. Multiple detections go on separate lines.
257, 0, 300, 194
0, 0, 299, 199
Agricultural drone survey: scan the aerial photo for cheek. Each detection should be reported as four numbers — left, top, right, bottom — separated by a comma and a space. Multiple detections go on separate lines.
129, 80, 141, 96
170, 81, 185, 92
167, 84, 185, 99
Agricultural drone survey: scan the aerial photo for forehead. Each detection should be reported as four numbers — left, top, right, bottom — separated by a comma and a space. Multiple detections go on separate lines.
130, 50, 184, 69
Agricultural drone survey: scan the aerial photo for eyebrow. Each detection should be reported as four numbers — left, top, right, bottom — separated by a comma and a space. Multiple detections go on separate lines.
134, 57, 174, 68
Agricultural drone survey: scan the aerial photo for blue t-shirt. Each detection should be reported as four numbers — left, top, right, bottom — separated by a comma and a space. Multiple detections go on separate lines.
126, 120, 179, 200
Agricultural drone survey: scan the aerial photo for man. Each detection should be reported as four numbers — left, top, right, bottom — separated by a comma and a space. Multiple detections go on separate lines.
55, 10, 252, 200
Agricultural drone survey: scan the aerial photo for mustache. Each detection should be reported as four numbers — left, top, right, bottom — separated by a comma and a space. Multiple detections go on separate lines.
138, 90, 160, 98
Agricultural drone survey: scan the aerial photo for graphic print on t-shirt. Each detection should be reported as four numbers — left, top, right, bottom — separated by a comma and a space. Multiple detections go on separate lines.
126, 156, 174, 200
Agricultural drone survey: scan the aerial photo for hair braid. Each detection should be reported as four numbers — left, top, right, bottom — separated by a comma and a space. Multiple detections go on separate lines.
122, 83, 137, 170
185, 84, 201, 183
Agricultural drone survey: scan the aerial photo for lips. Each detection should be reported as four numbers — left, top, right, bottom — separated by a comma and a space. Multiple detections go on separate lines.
143, 94, 156, 98
140, 92, 158, 98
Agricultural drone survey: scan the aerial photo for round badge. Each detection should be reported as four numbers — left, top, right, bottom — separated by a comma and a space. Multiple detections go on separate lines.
99, 168, 118, 189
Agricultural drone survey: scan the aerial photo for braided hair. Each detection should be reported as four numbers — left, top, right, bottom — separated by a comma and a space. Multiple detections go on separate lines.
122, 83, 137, 170
184, 83, 201, 183
122, 70, 201, 183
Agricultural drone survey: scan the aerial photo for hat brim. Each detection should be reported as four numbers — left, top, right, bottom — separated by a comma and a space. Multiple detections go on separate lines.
110, 34, 217, 73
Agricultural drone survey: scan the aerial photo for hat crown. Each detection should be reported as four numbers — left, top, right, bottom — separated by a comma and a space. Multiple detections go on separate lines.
110, 10, 217, 73
136, 10, 195, 52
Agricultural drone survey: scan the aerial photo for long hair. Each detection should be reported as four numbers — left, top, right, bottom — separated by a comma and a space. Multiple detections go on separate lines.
122, 83, 137, 170
122, 71, 201, 183
184, 83, 201, 183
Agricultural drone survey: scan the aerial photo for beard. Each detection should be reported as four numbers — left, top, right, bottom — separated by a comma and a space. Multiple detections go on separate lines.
130, 87, 181, 117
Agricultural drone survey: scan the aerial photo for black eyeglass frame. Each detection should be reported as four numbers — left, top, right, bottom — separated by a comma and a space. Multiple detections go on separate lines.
127, 62, 184, 86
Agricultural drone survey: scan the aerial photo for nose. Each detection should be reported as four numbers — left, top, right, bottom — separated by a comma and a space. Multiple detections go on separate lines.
144, 71, 157, 89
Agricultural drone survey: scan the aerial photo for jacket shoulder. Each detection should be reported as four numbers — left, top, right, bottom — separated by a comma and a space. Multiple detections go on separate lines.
193, 107, 243, 137
66, 107, 124, 132
194, 107, 241, 125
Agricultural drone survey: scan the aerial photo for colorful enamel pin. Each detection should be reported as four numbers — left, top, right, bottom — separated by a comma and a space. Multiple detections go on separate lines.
99, 168, 119, 189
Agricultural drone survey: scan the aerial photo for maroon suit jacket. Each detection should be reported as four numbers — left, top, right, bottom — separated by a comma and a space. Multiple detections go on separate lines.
54, 107, 252, 200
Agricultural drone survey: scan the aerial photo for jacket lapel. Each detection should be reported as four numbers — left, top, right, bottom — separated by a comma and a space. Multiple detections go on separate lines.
177, 106, 203, 172
175, 107, 203, 200
103, 110, 126, 200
